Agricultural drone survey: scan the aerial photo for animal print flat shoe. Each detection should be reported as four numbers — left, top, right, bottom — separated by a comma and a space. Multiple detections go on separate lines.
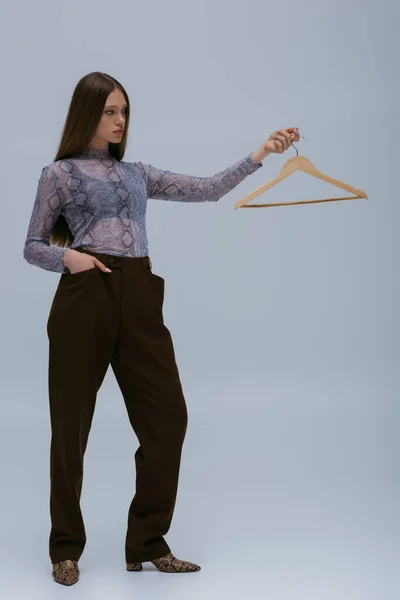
127, 551, 201, 573
52, 559, 80, 585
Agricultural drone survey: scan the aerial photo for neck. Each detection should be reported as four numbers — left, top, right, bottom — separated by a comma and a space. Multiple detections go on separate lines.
78, 146, 111, 158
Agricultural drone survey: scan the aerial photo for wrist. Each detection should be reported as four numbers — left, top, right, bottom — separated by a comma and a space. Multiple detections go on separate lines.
252, 147, 271, 164
63, 248, 74, 266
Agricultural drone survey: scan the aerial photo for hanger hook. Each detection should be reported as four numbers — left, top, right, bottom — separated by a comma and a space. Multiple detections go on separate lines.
292, 134, 306, 157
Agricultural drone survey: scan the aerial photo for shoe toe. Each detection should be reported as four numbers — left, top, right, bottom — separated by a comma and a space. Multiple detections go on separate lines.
52, 560, 79, 585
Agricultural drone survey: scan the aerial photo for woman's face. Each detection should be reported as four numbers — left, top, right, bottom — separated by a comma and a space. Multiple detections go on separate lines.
91, 89, 128, 148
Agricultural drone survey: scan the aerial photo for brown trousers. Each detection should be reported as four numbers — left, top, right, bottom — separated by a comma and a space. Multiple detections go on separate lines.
46, 248, 188, 564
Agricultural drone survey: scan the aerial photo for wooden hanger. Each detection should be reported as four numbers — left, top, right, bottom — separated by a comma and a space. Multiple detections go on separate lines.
235, 149, 368, 209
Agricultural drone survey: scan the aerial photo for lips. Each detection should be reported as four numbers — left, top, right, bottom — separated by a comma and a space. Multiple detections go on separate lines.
114, 130, 123, 134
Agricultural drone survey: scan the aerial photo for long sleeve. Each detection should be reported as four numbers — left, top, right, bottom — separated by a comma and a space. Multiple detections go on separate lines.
23, 164, 69, 273
141, 152, 263, 202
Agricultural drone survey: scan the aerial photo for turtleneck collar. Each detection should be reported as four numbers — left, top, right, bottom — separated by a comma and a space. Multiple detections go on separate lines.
77, 146, 111, 159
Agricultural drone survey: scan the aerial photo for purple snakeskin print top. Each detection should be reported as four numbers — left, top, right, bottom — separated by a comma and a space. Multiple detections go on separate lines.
23, 146, 263, 274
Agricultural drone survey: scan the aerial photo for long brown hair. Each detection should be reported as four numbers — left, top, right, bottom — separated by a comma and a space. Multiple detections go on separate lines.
50, 71, 131, 247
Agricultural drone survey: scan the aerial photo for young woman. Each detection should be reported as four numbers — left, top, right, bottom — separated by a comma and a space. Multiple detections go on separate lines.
23, 71, 299, 586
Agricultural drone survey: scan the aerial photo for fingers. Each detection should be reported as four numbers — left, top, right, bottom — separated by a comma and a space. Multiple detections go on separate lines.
288, 127, 300, 142
272, 129, 291, 153
284, 127, 300, 141
279, 129, 292, 149
271, 132, 283, 152
272, 128, 300, 153
94, 258, 112, 273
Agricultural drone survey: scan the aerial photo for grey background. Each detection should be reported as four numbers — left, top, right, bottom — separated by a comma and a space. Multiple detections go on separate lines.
1, 0, 398, 598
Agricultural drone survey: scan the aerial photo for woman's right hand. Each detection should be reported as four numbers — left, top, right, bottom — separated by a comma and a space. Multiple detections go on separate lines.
63, 249, 112, 275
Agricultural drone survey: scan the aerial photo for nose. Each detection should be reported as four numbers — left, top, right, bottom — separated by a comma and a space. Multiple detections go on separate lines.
116, 113, 125, 127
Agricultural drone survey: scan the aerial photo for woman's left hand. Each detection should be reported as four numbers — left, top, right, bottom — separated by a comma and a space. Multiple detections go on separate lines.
263, 127, 300, 155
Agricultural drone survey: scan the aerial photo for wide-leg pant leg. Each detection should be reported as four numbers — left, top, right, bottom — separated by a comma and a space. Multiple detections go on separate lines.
46, 266, 117, 563
109, 265, 188, 564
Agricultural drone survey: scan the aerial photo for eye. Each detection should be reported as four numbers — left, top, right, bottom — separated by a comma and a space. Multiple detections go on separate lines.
105, 108, 127, 115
